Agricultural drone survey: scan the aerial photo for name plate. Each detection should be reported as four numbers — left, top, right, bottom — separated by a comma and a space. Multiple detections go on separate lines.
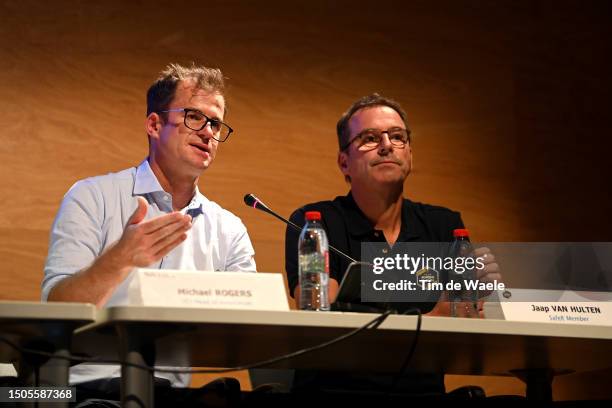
492, 289, 612, 325
112, 269, 289, 311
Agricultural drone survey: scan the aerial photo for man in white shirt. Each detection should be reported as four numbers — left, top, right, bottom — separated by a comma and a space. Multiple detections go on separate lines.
42, 63, 256, 394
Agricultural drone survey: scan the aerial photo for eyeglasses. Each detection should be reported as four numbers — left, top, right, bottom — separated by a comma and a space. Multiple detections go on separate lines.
159, 108, 234, 142
342, 127, 411, 151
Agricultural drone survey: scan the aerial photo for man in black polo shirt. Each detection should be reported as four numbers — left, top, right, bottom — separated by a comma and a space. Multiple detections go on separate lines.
283, 94, 501, 396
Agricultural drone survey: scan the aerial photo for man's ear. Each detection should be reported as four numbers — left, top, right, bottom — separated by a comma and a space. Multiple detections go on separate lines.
338, 150, 349, 175
145, 112, 162, 141
338, 151, 352, 183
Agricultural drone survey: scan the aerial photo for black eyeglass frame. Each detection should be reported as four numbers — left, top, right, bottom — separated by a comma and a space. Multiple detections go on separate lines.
341, 127, 411, 151
159, 108, 234, 142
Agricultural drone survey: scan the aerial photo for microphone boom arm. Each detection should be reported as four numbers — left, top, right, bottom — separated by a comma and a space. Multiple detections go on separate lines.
244, 193, 358, 264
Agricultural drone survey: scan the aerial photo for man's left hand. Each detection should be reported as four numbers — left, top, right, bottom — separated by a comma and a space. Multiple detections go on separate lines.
473, 247, 502, 298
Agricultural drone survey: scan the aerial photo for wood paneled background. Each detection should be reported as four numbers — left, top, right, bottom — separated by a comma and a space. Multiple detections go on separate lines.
1, 0, 611, 398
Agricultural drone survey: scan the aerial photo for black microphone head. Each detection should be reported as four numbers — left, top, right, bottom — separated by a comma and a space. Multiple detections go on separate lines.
243, 193, 257, 207
244, 193, 270, 211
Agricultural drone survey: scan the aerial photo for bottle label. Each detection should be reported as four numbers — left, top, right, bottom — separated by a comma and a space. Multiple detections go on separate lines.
298, 252, 329, 311
299, 253, 326, 273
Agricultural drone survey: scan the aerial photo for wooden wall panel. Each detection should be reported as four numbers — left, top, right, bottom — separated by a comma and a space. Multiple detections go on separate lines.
1, 0, 611, 397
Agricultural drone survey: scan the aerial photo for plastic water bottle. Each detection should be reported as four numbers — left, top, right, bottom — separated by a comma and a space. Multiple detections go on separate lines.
448, 228, 478, 317
298, 211, 330, 311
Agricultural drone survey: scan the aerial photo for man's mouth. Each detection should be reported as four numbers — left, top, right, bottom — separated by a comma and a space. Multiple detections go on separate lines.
372, 160, 400, 166
189, 143, 210, 154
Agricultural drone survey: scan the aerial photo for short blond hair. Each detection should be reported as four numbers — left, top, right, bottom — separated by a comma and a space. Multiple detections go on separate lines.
146, 63, 226, 119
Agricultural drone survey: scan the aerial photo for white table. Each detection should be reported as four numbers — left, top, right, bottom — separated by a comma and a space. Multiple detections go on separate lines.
0, 301, 96, 407
74, 306, 612, 406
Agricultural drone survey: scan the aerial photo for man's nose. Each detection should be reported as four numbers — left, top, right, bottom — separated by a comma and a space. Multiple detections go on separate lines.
197, 122, 215, 140
378, 133, 394, 153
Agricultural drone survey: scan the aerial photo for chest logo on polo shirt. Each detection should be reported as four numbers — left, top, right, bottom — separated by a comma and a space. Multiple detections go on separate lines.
415, 267, 439, 290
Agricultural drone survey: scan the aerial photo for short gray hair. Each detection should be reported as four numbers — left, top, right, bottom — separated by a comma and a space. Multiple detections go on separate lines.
336, 93, 410, 150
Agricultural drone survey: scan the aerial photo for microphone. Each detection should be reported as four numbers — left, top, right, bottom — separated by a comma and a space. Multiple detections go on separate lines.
243, 193, 358, 264
244, 193, 302, 232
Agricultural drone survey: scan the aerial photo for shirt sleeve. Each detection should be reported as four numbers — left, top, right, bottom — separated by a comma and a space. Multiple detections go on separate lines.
425, 206, 465, 242
41, 180, 104, 301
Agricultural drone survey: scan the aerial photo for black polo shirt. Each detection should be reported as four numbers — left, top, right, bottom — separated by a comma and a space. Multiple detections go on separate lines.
284, 192, 464, 394
285, 192, 464, 303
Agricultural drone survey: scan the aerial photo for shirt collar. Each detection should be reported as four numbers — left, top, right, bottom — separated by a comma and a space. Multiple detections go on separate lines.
133, 159, 206, 213
133, 159, 165, 195
339, 192, 375, 237
185, 187, 206, 212
340, 191, 422, 241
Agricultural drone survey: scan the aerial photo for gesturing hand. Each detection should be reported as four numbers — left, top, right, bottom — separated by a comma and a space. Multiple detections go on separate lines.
114, 196, 192, 268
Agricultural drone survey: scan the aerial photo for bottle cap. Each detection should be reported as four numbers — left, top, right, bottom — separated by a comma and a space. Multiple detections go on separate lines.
305, 211, 322, 221
453, 228, 470, 237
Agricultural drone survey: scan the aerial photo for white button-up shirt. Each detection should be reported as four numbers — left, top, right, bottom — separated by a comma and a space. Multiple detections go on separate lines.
42, 159, 256, 386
